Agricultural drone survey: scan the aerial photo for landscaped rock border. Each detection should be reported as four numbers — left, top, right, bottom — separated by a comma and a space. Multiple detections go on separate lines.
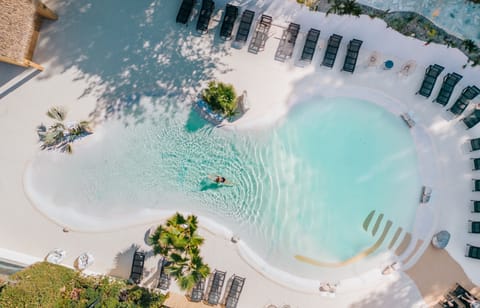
301, 0, 480, 67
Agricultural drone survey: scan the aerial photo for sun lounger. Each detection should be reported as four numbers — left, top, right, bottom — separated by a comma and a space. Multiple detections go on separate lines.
416, 64, 445, 98
224, 275, 245, 308
300, 28, 320, 63
466, 244, 480, 259
342, 39, 363, 73
469, 221, 480, 233
322, 34, 342, 68
248, 14, 273, 54
470, 138, 480, 152
196, 0, 215, 34
274, 23, 300, 62
420, 186, 432, 203
220, 4, 238, 40
234, 10, 255, 43
473, 179, 480, 191
206, 269, 226, 305
157, 258, 171, 290
189, 278, 205, 302
473, 200, 480, 213
451, 283, 478, 306
176, 0, 196, 24
129, 250, 145, 284
473, 158, 480, 171
433, 72, 463, 106
448, 86, 480, 116
463, 109, 480, 129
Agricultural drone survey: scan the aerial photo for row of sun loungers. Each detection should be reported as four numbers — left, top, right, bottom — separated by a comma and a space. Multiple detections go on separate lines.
176, 3, 366, 72
197, 270, 245, 307
448, 85, 480, 117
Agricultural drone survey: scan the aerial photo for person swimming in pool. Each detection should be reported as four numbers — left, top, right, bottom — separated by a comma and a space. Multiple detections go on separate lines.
215, 176, 226, 184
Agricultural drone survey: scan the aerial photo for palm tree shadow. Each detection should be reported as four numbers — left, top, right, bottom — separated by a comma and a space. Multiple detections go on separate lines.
108, 243, 139, 279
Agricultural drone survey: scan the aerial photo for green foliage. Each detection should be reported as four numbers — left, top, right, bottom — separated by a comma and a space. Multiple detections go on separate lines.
202, 81, 238, 118
38, 106, 92, 153
327, 0, 362, 17
150, 213, 210, 291
0, 262, 167, 307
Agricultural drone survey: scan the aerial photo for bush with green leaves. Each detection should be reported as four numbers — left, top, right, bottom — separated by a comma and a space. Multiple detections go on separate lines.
202, 81, 238, 117
0, 262, 167, 307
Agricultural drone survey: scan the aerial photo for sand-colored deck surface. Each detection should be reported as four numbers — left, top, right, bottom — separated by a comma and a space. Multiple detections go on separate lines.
407, 245, 480, 307
1, 0, 480, 307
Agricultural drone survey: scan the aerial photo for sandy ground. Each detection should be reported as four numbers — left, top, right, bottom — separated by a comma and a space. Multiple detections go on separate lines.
1, 0, 480, 307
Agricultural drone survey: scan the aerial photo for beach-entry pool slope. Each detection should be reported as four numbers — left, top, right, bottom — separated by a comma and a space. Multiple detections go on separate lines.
26, 97, 420, 279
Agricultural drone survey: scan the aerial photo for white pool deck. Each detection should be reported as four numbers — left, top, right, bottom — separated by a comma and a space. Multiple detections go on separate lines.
0, 0, 479, 307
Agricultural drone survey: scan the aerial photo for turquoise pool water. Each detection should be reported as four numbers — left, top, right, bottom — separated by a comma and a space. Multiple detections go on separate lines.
28, 96, 420, 278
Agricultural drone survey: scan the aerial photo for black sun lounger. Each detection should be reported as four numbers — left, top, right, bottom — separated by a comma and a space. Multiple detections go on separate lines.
466, 244, 480, 259
234, 10, 255, 43
451, 283, 478, 306
473, 158, 480, 171
220, 4, 238, 40
176, 0, 196, 24
196, 0, 215, 34
342, 39, 363, 73
189, 278, 205, 302
469, 221, 480, 233
448, 86, 480, 116
416, 64, 445, 98
248, 14, 273, 54
471, 138, 480, 152
129, 250, 145, 284
300, 28, 320, 63
322, 34, 342, 68
157, 258, 171, 290
275, 23, 301, 62
224, 275, 245, 308
433, 72, 463, 106
463, 109, 480, 129
473, 200, 480, 213
206, 269, 226, 305
473, 179, 480, 191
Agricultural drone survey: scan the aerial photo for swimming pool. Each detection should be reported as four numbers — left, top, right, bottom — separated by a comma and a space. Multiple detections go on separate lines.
26, 96, 420, 278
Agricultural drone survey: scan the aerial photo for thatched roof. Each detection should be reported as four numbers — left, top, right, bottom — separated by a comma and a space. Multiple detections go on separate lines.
0, 0, 37, 62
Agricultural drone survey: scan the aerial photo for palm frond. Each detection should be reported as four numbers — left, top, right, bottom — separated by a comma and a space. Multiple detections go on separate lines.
46, 106, 67, 121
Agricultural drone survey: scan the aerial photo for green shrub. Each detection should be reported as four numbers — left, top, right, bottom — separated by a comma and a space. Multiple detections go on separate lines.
202, 81, 237, 117
0, 262, 167, 307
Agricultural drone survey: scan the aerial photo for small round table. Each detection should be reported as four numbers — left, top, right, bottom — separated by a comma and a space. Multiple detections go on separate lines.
384, 60, 394, 70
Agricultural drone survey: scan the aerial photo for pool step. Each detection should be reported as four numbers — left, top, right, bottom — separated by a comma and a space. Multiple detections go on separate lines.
362, 210, 375, 231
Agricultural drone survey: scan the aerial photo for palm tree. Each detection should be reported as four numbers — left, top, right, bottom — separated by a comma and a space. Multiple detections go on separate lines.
462, 39, 479, 53
327, 0, 361, 17
150, 213, 210, 291
46, 106, 67, 121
